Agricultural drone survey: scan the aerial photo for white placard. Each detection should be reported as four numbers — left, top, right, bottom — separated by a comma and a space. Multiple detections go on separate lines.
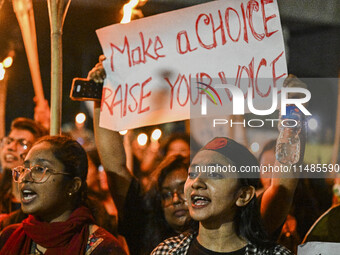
298, 242, 340, 255
96, 0, 287, 131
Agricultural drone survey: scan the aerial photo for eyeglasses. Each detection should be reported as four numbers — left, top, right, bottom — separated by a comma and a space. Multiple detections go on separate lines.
1, 137, 32, 151
161, 188, 185, 206
12, 165, 71, 183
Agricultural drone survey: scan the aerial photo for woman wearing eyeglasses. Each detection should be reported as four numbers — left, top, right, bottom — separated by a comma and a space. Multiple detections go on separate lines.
142, 155, 192, 253
0, 135, 127, 255
152, 137, 293, 254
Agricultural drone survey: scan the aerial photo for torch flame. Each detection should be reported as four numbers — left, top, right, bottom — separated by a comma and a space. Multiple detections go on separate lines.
121, 0, 139, 24
0, 64, 5, 81
120, 0, 147, 24
0, 52, 15, 80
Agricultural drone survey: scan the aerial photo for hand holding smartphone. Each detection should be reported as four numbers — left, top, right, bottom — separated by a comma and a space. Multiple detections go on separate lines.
70, 78, 103, 101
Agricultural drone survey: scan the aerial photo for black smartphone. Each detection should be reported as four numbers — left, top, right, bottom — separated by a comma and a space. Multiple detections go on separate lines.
70, 78, 103, 101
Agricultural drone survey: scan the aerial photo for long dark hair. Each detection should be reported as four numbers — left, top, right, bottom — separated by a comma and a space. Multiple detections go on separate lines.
235, 178, 274, 249
34, 135, 88, 206
143, 155, 191, 254
0, 170, 13, 214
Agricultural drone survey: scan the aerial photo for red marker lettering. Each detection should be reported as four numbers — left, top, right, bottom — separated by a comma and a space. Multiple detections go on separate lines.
138, 77, 152, 114
165, 74, 181, 109
128, 83, 139, 112
225, 7, 241, 42
247, 0, 265, 41
271, 51, 286, 90
261, 0, 278, 37
154, 36, 166, 58
110, 36, 131, 72
101, 88, 113, 115
176, 30, 198, 55
196, 14, 216, 49
255, 58, 271, 97
176, 75, 190, 107
241, 3, 249, 43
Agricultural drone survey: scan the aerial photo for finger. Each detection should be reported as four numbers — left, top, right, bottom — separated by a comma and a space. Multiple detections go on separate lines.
283, 74, 296, 87
95, 69, 102, 77
283, 74, 306, 89
87, 69, 95, 80
99, 55, 106, 62
95, 62, 104, 69
94, 65, 106, 80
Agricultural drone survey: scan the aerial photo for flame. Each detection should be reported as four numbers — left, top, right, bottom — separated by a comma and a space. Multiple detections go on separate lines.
0, 64, 5, 81
121, 0, 139, 24
0, 51, 15, 80
120, 0, 147, 24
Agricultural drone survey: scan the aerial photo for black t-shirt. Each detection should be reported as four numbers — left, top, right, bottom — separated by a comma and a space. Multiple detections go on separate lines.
118, 178, 146, 255
187, 238, 247, 255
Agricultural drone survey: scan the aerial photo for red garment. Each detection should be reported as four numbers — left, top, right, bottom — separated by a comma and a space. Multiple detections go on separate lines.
0, 206, 95, 255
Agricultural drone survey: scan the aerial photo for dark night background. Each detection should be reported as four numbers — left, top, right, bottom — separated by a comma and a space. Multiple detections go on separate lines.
0, 0, 339, 135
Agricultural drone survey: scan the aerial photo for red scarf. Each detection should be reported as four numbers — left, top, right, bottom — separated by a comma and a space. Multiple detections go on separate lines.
0, 206, 95, 255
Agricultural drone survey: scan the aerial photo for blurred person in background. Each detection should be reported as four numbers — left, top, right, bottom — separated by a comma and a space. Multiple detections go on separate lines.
161, 133, 191, 158
143, 155, 192, 253
0, 117, 47, 229
86, 150, 119, 236
138, 132, 196, 190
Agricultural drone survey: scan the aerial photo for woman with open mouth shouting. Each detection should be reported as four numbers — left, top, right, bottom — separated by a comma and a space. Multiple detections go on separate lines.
152, 137, 293, 254
0, 136, 127, 255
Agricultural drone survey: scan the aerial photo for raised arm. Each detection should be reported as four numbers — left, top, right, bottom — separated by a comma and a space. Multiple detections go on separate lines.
89, 56, 133, 217
260, 75, 307, 235
260, 162, 300, 235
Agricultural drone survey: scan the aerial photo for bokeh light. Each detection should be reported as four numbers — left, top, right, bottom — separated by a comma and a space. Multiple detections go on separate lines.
137, 133, 148, 146
308, 117, 318, 131
75, 113, 86, 124
119, 130, 128, 135
250, 142, 260, 153
151, 128, 162, 141
3, 57, 13, 68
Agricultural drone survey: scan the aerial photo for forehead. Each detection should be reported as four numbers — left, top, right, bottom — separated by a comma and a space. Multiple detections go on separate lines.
25, 142, 58, 164
169, 139, 189, 149
24, 142, 65, 172
191, 150, 231, 166
9, 129, 36, 143
162, 168, 187, 188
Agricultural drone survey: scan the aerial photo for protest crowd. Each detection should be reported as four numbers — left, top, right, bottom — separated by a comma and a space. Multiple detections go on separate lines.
0, 0, 339, 254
